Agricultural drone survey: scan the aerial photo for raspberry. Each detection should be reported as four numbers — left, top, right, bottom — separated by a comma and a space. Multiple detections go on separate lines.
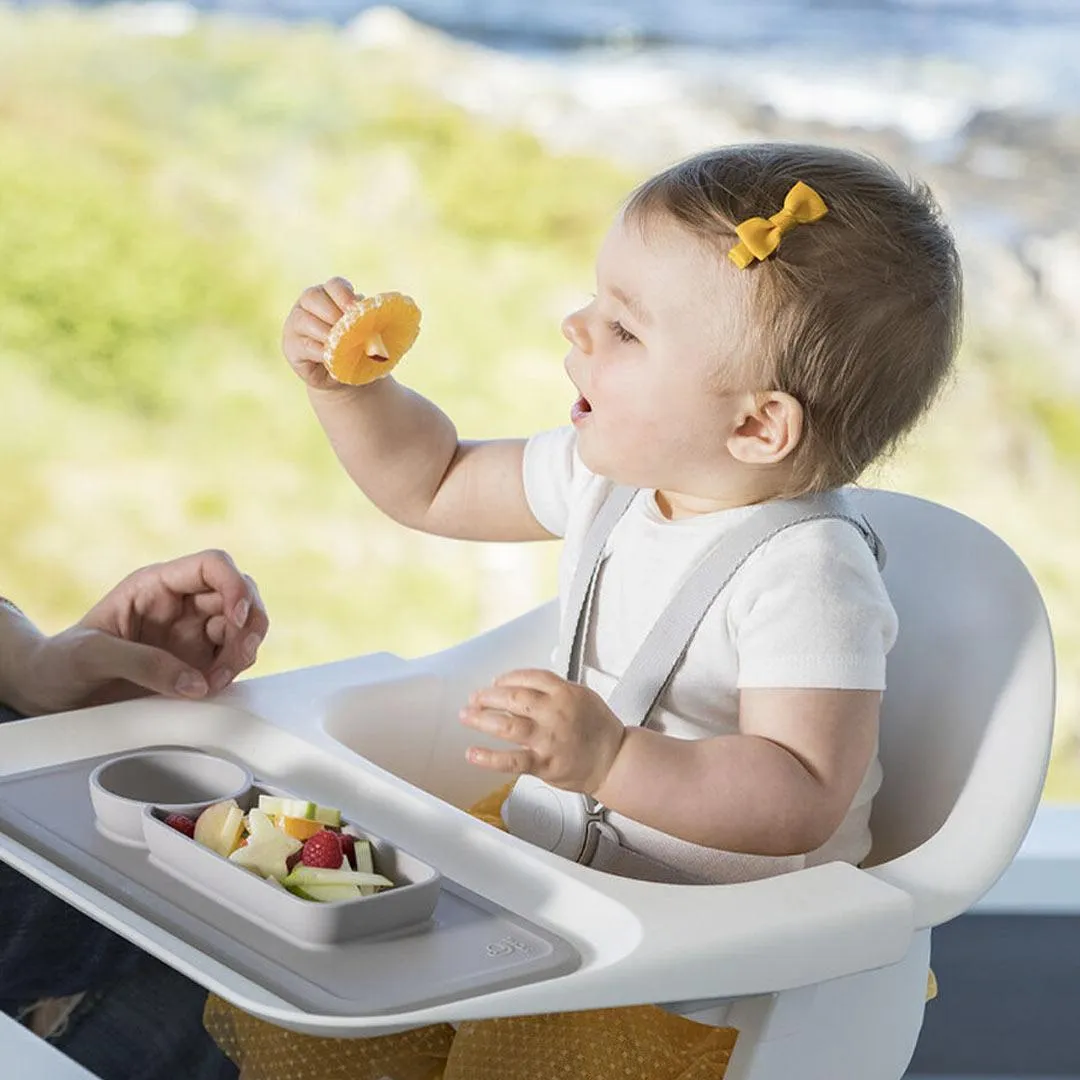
340, 833, 356, 870
301, 829, 343, 869
164, 813, 196, 839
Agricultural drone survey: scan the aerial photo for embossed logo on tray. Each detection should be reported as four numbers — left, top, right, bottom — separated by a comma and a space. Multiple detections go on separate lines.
485, 935, 538, 959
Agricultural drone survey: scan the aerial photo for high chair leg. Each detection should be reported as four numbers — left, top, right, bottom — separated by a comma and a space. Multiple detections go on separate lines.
718, 929, 931, 1080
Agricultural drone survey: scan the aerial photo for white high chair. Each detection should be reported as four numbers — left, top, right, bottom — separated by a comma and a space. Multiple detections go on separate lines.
325, 487, 1056, 1080
0, 489, 1054, 1080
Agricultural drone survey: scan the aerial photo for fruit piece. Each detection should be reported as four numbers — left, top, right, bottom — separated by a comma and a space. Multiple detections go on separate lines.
275, 815, 326, 841
228, 809, 302, 881
352, 838, 373, 873
282, 865, 393, 890
351, 837, 377, 896
312, 805, 342, 827
257, 795, 342, 827
322, 292, 421, 386
163, 813, 196, 839
258, 795, 316, 819
301, 829, 343, 869
340, 833, 356, 869
194, 800, 246, 858
291, 882, 363, 903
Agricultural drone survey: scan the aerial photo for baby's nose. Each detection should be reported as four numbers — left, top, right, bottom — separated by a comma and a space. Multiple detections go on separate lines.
561, 309, 590, 351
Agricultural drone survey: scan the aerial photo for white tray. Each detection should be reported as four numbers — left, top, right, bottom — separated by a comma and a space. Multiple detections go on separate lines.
0, 632, 914, 1037
0, 748, 576, 1015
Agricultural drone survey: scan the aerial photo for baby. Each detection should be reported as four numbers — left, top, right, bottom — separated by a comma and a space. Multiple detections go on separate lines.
206, 141, 962, 1080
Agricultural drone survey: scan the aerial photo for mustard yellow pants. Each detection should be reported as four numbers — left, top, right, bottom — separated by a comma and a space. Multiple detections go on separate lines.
204, 787, 935, 1080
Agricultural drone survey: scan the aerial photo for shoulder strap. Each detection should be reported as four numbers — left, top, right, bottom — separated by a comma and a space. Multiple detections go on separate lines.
606, 491, 882, 729
552, 484, 638, 682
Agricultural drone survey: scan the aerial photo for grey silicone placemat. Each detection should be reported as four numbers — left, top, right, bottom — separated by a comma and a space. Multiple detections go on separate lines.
0, 749, 579, 1016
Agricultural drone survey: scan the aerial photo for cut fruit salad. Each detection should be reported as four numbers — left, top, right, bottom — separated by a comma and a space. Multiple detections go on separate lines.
166, 794, 394, 902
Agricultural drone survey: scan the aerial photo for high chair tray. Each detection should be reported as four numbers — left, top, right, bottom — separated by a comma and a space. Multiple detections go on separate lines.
0, 747, 578, 1016
0, 647, 916, 1036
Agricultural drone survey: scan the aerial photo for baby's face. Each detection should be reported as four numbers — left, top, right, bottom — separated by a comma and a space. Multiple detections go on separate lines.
562, 211, 757, 501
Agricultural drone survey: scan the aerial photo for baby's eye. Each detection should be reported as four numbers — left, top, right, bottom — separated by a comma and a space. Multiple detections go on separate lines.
608, 320, 638, 344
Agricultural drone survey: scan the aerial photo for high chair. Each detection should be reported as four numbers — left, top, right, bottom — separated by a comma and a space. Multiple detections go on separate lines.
323, 487, 1056, 1080
0, 488, 1055, 1080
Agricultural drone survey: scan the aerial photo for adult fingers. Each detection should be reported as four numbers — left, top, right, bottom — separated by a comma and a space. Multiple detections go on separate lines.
206, 575, 269, 689
190, 571, 267, 634
152, 550, 256, 629
80, 632, 208, 699
205, 613, 228, 647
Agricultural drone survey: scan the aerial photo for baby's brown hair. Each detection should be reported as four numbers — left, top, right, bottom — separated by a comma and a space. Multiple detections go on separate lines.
625, 143, 963, 494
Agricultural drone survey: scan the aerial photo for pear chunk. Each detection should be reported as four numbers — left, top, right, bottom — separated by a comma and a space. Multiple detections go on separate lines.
228, 809, 302, 882
193, 799, 245, 858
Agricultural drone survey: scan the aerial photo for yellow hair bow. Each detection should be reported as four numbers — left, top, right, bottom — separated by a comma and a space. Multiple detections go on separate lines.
727, 180, 828, 269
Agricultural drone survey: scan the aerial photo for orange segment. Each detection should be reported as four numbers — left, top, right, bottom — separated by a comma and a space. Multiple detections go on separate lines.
322, 291, 422, 386
275, 815, 327, 841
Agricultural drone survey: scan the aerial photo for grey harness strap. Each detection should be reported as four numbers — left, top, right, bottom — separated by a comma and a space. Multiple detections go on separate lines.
502, 486, 885, 880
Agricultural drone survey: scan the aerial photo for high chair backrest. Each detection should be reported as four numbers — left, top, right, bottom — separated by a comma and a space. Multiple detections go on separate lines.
849, 489, 1055, 928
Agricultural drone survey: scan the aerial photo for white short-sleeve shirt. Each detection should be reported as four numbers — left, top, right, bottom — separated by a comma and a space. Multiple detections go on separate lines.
523, 425, 899, 869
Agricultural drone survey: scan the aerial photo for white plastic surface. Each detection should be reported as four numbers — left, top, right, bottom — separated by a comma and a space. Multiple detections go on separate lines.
0, 489, 1055, 1050
849, 491, 1055, 926
0, 691, 913, 1036
0, 1010, 97, 1079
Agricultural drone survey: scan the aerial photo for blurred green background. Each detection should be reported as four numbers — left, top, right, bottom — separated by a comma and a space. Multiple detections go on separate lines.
2, 4, 1078, 797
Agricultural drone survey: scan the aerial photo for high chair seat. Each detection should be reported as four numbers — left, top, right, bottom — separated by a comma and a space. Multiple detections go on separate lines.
327, 486, 1054, 1080
0, 488, 1053, 1080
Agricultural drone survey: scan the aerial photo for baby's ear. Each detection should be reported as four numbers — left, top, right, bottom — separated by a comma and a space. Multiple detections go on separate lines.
727, 391, 804, 465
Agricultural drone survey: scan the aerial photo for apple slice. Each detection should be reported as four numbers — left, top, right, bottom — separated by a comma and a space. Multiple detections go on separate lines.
229, 809, 302, 881
352, 838, 377, 896
310, 804, 341, 827
257, 795, 342, 827
282, 865, 393, 890
258, 795, 316, 819
193, 800, 245, 858
291, 882, 363, 903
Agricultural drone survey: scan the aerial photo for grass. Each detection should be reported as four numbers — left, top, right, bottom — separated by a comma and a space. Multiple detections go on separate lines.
1, 3, 1078, 798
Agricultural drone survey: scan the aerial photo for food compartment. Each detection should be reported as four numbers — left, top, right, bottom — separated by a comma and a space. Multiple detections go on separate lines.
142, 783, 441, 945
88, 748, 252, 846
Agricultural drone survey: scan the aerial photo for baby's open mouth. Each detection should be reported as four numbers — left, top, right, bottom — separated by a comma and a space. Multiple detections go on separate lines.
571, 396, 592, 423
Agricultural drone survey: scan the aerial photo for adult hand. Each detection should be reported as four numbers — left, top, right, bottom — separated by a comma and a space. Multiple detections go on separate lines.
281, 277, 361, 391
458, 669, 626, 795
23, 549, 268, 715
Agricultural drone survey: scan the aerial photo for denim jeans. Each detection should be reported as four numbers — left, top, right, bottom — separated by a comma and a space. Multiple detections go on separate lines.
0, 704, 236, 1080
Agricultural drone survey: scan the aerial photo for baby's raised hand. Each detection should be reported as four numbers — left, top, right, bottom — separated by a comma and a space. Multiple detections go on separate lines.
459, 669, 625, 796
281, 277, 359, 391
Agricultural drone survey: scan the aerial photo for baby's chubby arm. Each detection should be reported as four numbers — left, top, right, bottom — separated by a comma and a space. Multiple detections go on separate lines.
461, 674, 879, 857
283, 278, 554, 542
595, 687, 881, 856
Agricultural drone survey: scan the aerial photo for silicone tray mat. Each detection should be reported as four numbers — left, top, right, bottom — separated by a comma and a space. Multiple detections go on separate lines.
0, 748, 579, 1016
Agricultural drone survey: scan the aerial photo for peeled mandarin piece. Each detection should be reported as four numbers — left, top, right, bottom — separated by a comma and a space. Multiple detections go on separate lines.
322, 291, 422, 386
276, 814, 326, 841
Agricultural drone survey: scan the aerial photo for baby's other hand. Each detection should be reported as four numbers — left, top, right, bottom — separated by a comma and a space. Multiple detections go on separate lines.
281, 277, 360, 391
459, 669, 626, 796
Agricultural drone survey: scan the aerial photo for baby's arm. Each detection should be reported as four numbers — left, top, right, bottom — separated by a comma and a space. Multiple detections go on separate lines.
593, 688, 880, 856
284, 278, 553, 543
463, 672, 878, 856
